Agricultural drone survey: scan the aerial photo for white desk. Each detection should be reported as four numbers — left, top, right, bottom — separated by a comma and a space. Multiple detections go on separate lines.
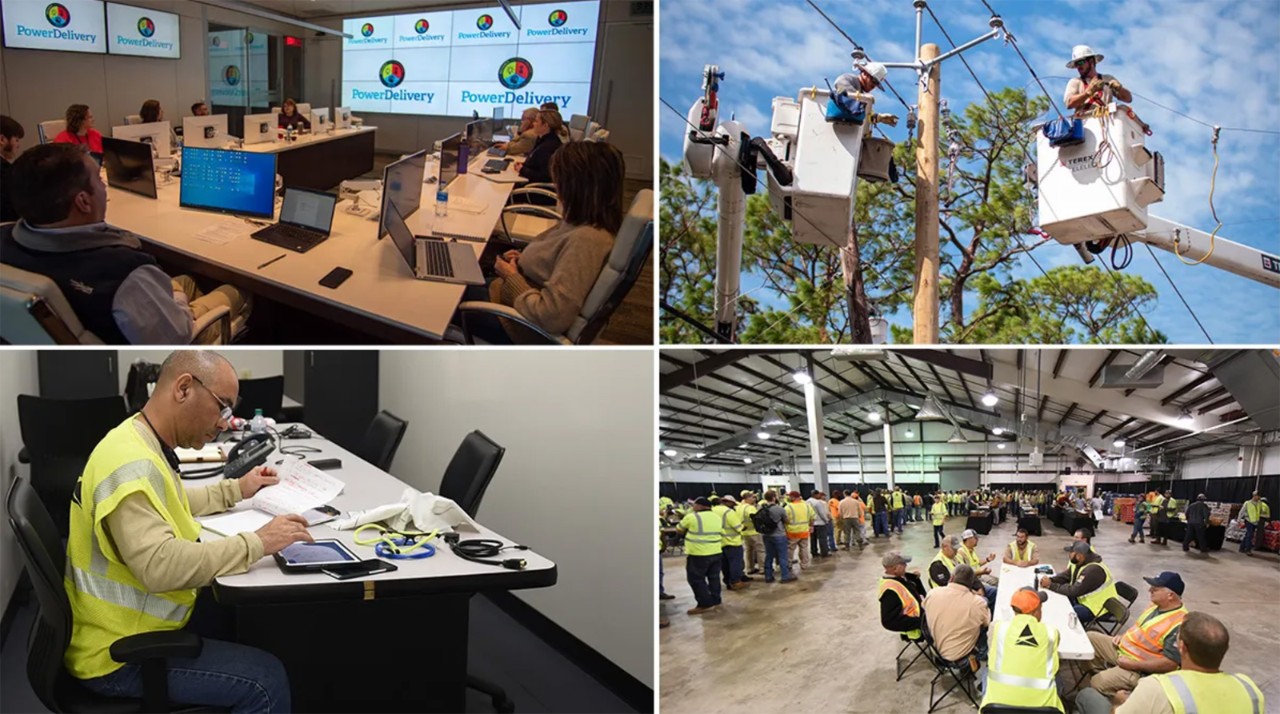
105, 152, 521, 341
239, 125, 377, 154
994, 563, 1093, 660
242, 126, 378, 191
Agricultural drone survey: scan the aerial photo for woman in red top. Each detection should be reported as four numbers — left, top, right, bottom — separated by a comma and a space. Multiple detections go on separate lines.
53, 104, 104, 164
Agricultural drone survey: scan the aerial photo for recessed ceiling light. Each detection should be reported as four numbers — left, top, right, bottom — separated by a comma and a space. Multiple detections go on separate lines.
867, 411, 882, 422
757, 431, 771, 440
743, 457, 753, 464
1113, 439, 1126, 448
997, 443, 1007, 450
662, 449, 677, 457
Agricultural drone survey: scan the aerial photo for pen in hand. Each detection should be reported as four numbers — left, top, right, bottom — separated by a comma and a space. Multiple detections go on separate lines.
258, 254, 286, 270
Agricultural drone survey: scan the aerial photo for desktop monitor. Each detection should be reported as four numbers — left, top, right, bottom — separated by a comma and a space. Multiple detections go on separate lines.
179, 146, 277, 219
439, 133, 461, 188
102, 137, 157, 199
492, 106, 504, 123
311, 107, 330, 131
377, 149, 427, 240
464, 119, 491, 156
111, 121, 172, 158
183, 115, 229, 148
335, 107, 352, 130
296, 103, 312, 121
243, 113, 276, 145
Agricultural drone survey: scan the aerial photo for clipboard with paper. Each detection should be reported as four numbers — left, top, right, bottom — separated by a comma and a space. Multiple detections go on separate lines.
199, 459, 345, 537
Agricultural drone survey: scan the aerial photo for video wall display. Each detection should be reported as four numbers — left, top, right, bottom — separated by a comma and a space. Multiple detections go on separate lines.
3, 0, 107, 54
106, 2, 179, 59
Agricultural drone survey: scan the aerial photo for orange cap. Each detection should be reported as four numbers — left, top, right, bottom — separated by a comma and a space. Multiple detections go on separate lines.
1011, 588, 1047, 614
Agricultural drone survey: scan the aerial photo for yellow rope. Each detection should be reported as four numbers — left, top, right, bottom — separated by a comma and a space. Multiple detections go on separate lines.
1176, 128, 1220, 266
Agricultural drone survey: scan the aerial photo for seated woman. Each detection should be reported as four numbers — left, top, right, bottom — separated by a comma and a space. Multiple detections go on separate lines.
52, 104, 103, 164
460, 142, 626, 344
277, 98, 311, 132
137, 99, 179, 149
512, 109, 564, 205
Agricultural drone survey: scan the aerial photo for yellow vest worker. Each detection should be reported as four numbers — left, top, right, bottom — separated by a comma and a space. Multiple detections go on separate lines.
1154, 668, 1264, 714
1008, 540, 1036, 562
720, 504, 744, 547
1243, 498, 1270, 524
929, 549, 958, 589
737, 501, 758, 536
878, 576, 923, 640
1118, 604, 1187, 662
784, 498, 814, 538
982, 589, 1064, 713
1074, 560, 1120, 617
680, 508, 725, 557
891, 490, 905, 510
931, 501, 947, 525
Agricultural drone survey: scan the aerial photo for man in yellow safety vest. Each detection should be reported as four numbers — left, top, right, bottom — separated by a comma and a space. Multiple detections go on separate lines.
1002, 526, 1040, 567
890, 486, 906, 533
65, 351, 300, 711
716, 494, 748, 591
930, 492, 948, 548
878, 551, 926, 641
737, 492, 763, 575
677, 497, 724, 615
1041, 540, 1118, 626
1240, 490, 1271, 556
784, 490, 815, 572
981, 587, 1064, 713
1078, 571, 1188, 698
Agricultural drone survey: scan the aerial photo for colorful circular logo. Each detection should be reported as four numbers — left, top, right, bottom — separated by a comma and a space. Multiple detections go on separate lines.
211, 35, 223, 48
498, 57, 533, 90
245, 30, 254, 43
476, 14, 493, 31
360, 23, 374, 37
224, 65, 240, 86
45, 3, 71, 28
379, 60, 406, 88
414, 19, 429, 34
137, 17, 155, 37
548, 10, 568, 27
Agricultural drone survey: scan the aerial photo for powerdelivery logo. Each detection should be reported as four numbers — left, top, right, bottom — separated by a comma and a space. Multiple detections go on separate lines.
348, 22, 387, 45
16, 4, 97, 44
460, 90, 572, 109
116, 16, 174, 50
458, 15, 511, 40
352, 60, 435, 103
398, 18, 444, 42
526, 9, 587, 37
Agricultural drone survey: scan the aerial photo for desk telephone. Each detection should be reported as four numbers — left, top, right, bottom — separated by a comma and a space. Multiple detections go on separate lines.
225, 433, 274, 479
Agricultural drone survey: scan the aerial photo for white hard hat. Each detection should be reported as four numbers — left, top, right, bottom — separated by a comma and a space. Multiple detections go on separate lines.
860, 61, 887, 87
1067, 45, 1103, 68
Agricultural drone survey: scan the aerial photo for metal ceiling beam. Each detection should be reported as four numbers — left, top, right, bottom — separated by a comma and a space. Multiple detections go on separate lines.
907, 350, 994, 380
1197, 395, 1238, 416
1159, 373, 1216, 406
1181, 386, 1230, 411
1058, 403, 1078, 428
1083, 409, 1108, 428
1088, 351, 1119, 387
659, 350, 759, 393
1037, 395, 1050, 421
894, 353, 932, 394
926, 363, 961, 405
1052, 351, 1068, 379
1102, 417, 1137, 439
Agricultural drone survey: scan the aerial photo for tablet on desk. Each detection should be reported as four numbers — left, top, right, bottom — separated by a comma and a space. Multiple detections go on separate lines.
274, 539, 360, 572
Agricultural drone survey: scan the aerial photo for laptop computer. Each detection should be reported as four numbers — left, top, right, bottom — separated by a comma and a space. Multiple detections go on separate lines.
102, 136, 158, 199
385, 202, 484, 285
251, 187, 338, 253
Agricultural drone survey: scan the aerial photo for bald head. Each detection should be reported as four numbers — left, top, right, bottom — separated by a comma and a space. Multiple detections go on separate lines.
144, 350, 238, 449
1180, 612, 1230, 670
158, 350, 233, 387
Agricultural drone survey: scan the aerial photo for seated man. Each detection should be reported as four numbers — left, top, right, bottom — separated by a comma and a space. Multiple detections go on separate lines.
67, 350, 311, 711
1002, 526, 1040, 566
929, 534, 963, 589
1041, 541, 1117, 626
1063, 45, 1132, 116
982, 588, 1064, 713
879, 552, 927, 640
2, 143, 250, 343
826, 61, 892, 125
957, 529, 998, 610
923, 564, 990, 666
495, 107, 539, 156
1078, 572, 1187, 699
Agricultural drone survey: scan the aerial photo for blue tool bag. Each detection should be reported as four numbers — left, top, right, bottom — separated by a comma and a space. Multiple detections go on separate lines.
1044, 118, 1085, 147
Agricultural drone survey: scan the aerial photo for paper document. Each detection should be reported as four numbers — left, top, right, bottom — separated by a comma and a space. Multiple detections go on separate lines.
446, 195, 486, 214
198, 460, 344, 536
175, 444, 226, 463
193, 223, 245, 245
200, 510, 273, 537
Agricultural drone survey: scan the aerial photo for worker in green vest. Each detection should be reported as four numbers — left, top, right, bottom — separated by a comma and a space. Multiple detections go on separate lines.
981, 587, 1064, 713
1041, 541, 1118, 626
1075, 611, 1264, 714
930, 492, 948, 548
891, 486, 907, 533
927, 535, 962, 590
64, 351, 294, 710
1149, 491, 1166, 543
716, 494, 748, 591
1240, 490, 1271, 556
1002, 526, 1040, 567
1153, 490, 1178, 545
737, 492, 763, 575
677, 497, 724, 615
784, 490, 815, 571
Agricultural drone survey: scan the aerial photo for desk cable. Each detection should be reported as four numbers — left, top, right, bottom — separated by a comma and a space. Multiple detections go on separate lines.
445, 534, 530, 570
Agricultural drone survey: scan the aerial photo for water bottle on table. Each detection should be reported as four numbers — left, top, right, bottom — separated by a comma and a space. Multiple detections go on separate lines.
435, 188, 448, 217
250, 409, 266, 434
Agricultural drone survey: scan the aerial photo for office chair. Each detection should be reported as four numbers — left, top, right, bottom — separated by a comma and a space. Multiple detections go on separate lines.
356, 411, 408, 472
434, 431, 511, 711
456, 189, 654, 345
495, 197, 561, 245
567, 114, 590, 141
18, 394, 130, 537
7, 476, 214, 713
125, 114, 143, 125
38, 119, 66, 144
232, 376, 285, 421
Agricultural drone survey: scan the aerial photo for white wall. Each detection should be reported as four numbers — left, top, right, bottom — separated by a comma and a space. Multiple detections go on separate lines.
378, 349, 653, 687
114, 349, 283, 392
1180, 444, 1279, 480
0, 351, 39, 618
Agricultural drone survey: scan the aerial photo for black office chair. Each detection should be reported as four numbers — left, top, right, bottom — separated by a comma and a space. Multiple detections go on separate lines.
355, 410, 408, 472
435, 430, 512, 713
1115, 580, 1139, 610
6, 475, 211, 713
231, 376, 285, 422
18, 394, 129, 537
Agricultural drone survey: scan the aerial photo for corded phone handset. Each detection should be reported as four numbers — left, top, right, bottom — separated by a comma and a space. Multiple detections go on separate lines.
224, 433, 274, 479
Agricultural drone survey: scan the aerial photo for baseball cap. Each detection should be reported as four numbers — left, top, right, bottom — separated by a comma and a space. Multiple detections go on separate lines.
1142, 571, 1185, 596
961, 529, 978, 540
1064, 541, 1091, 554
693, 497, 712, 507
720, 494, 737, 504
882, 552, 912, 568
1011, 587, 1048, 614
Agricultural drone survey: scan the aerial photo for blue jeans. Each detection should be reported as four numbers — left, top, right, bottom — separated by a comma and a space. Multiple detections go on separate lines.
826, 522, 837, 551
874, 511, 889, 536
686, 554, 723, 608
659, 554, 666, 595
894, 509, 905, 532
1241, 521, 1258, 553
764, 535, 791, 581
1073, 603, 1097, 626
1131, 514, 1146, 540
722, 544, 744, 586
933, 524, 945, 548
981, 584, 997, 612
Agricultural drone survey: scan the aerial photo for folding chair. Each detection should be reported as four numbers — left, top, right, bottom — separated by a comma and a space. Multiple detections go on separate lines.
1115, 581, 1138, 610
1088, 597, 1130, 637
895, 631, 931, 681
921, 617, 981, 712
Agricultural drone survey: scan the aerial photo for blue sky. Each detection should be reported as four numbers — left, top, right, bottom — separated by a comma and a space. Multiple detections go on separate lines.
659, 0, 1280, 344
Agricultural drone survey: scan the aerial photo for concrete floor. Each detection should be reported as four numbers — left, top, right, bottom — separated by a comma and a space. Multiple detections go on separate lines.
659, 514, 1280, 713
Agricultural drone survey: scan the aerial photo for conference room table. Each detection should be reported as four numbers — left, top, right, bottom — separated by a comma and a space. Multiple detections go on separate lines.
188, 424, 557, 712
993, 563, 1092, 661
240, 126, 377, 190
104, 152, 525, 342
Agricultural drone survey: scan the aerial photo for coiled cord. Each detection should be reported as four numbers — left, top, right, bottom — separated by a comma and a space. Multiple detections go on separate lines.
449, 538, 529, 570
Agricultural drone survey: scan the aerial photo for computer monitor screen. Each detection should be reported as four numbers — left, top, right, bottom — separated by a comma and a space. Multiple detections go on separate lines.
439, 133, 461, 188
492, 106, 504, 123
378, 149, 427, 239
179, 146, 277, 219
280, 187, 337, 233
242, 113, 276, 144
182, 115, 229, 148
464, 119, 491, 156
102, 136, 157, 199
385, 201, 416, 273
111, 121, 171, 158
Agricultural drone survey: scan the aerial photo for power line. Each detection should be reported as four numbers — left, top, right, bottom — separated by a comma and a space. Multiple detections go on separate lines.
804, 0, 913, 114
1141, 244, 1214, 343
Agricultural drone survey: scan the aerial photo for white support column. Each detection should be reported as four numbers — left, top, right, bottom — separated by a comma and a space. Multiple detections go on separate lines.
805, 382, 829, 493
883, 423, 896, 489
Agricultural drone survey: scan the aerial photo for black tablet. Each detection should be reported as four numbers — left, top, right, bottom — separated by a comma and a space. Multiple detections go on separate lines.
274, 539, 361, 572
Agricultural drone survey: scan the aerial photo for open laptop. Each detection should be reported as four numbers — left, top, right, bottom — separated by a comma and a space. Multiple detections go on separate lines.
250, 187, 338, 253
102, 136, 157, 199
384, 202, 484, 285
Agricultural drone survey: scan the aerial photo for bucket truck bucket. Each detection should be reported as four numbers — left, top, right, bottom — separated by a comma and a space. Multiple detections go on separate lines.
1035, 103, 1164, 244
858, 136, 895, 183
682, 97, 715, 179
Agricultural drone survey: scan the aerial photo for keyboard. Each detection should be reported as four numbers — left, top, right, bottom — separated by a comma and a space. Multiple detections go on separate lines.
433, 230, 485, 243
422, 240, 455, 278
483, 158, 511, 173
487, 147, 506, 157
251, 223, 328, 253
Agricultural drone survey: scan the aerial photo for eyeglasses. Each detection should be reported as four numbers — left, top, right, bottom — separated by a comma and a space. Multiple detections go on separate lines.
1073, 59, 1093, 68
190, 374, 236, 422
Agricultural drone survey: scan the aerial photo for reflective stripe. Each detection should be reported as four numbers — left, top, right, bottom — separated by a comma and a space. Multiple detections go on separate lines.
93, 459, 170, 515
67, 564, 189, 623
1166, 673, 1199, 714
988, 670, 1055, 690
993, 620, 1008, 671
1231, 674, 1262, 714
1045, 627, 1058, 679
685, 512, 720, 542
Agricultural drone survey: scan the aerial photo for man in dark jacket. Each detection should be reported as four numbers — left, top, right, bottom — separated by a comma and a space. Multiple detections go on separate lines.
1183, 494, 1212, 554
1040, 541, 1115, 625
879, 551, 927, 637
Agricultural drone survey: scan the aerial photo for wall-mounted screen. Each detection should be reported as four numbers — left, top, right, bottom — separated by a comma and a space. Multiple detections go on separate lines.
2, 0, 106, 54
106, 2, 179, 58
341, 0, 600, 117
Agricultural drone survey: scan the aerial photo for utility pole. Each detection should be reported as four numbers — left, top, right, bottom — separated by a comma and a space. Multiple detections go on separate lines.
914, 42, 941, 343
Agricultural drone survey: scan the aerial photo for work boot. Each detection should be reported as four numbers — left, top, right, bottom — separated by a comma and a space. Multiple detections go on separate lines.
730, 582, 749, 590
687, 606, 712, 615
1128, 537, 1135, 544
781, 576, 798, 583
660, 617, 670, 629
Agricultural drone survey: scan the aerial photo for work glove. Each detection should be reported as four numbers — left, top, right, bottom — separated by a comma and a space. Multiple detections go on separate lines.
874, 113, 899, 127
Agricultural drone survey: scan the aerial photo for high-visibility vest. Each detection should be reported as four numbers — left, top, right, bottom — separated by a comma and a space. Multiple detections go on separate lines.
1165, 497, 1179, 516
829, 498, 841, 520
718, 505, 744, 547
737, 503, 759, 536
931, 502, 947, 525
913, 495, 922, 506
1072, 561, 1119, 616
659, 496, 673, 514
680, 510, 724, 556
878, 577, 922, 639
1118, 605, 1188, 662
958, 544, 983, 570
1244, 499, 1270, 524
981, 614, 1064, 713
784, 500, 813, 537
892, 491, 905, 509
1154, 670, 1265, 714
64, 416, 202, 679
929, 550, 958, 589
1008, 540, 1036, 562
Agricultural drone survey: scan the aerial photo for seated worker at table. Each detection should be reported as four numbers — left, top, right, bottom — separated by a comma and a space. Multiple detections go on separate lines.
191, 100, 211, 117
277, 98, 311, 132
1075, 611, 1265, 714
959, 528, 1000, 587
929, 535, 963, 589
1040, 541, 1117, 626
1077, 572, 1188, 700
495, 107, 540, 155
879, 551, 927, 641
981, 587, 1064, 713
138, 99, 180, 147
1, 143, 251, 344
1, 114, 25, 222
513, 109, 565, 201
1002, 527, 1040, 567
463, 141, 622, 343
52, 103, 104, 165
67, 350, 312, 711
923, 564, 991, 667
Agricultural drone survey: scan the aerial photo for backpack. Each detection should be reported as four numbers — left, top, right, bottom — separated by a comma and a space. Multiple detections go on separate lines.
1044, 117, 1085, 147
752, 506, 778, 535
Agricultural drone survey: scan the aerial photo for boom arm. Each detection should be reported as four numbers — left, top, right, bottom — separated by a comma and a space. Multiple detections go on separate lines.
1136, 216, 1280, 289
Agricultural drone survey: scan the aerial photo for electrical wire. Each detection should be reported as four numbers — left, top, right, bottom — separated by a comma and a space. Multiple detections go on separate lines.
450, 538, 529, 569
1142, 243, 1214, 343
804, 0, 913, 115
1176, 127, 1221, 266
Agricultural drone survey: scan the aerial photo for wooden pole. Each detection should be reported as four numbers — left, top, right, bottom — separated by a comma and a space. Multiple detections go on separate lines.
913, 43, 941, 343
